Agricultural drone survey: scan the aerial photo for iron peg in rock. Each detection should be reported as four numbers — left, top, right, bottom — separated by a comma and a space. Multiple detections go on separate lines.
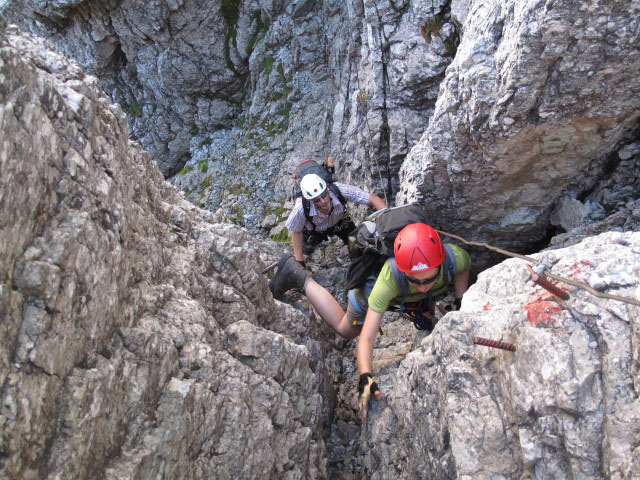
262, 261, 279, 274
472, 337, 516, 352
526, 264, 570, 301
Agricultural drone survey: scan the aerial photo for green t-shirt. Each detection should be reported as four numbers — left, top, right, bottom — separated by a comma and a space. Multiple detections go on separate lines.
367, 243, 471, 313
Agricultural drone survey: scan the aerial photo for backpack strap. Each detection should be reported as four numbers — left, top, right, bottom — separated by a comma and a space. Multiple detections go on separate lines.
301, 197, 315, 232
442, 243, 457, 284
328, 182, 347, 208
388, 257, 409, 305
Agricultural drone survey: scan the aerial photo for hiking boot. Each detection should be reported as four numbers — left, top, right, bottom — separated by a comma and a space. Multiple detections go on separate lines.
269, 254, 312, 300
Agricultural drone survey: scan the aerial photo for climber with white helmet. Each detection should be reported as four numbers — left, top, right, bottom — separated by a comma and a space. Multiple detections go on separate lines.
269, 222, 470, 421
285, 172, 386, 264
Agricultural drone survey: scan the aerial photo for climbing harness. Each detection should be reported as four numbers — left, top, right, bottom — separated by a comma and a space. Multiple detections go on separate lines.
437, 229, 640, 308
393, 300, 434, 331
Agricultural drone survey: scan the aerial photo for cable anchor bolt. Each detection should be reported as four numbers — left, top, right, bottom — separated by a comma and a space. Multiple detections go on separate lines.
526, 264, 570, 301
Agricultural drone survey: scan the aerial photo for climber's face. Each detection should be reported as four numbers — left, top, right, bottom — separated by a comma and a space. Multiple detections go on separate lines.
405, 266, 439, 293
312, 189, 331, 212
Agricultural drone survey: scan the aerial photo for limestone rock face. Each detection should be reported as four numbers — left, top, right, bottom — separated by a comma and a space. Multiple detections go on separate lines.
363, 231, 640, 479
2, 0, 245, 176
2, 5, 640, 479
0, 24, 328, 479
163, 0, 461, 230
3, 0, 638, 251
2, 0, 458, 224
398, 0, 640, 257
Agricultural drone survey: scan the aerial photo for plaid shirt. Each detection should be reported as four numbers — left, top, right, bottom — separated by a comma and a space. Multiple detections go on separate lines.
285, 182, 370, 232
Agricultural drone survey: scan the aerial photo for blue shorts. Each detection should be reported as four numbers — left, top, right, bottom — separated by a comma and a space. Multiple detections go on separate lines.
346, 275, 377, 327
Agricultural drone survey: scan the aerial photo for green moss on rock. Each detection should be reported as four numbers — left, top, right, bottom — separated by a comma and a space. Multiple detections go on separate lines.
178, 164, 193, 176
271, 227, 290, 243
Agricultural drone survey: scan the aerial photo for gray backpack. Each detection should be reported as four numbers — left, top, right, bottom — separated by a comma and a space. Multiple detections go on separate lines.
344, 203, 457, 299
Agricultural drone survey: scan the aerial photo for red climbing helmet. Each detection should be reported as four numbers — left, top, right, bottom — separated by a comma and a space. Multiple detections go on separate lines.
394, 223, 445, 273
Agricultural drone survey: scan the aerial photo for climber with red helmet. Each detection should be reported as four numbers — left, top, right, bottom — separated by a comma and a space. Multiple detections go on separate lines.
356, 223, 469, 420
284, 173, 386, 264
268, 222, 470, 420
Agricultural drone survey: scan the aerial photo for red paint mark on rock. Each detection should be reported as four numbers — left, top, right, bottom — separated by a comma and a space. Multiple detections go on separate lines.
483, 303, 492, 311
524, 299, 562, 326
524, 287, 563, 326
563, 260, 592, 281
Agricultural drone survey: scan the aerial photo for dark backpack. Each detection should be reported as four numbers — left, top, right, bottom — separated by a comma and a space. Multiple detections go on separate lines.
344, 203, 457, 302
294, 160, 347, 232
294, 159, 333, 184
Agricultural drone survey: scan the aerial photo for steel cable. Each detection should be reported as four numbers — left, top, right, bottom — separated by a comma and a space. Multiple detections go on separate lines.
437, 230, 640, 308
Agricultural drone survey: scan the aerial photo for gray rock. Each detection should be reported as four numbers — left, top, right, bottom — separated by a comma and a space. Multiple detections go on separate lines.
4, 0, 637, 260
262, 213, 278, 228
589, 143, 640, 213
618, 141, 640, 161
398, 0, 640, 266
3, 0, 248, 176
2, 0, 457, 226
450, 0, 471, 28
549, 198, 640, 249
3, 2, 640, 478
0, 24, 328, 479
550, 197, 590, 231
269, 222, 287, 238
548, 142, 640, 248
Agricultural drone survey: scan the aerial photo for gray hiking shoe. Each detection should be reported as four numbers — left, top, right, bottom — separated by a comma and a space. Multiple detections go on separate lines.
269, 254, 311, 300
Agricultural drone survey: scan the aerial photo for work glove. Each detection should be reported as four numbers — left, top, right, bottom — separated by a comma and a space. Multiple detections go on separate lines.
358, 373, 380, 422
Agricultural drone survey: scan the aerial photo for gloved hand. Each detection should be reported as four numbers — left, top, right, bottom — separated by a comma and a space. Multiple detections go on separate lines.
444, 297, 463, 312
358, 373, 380, 422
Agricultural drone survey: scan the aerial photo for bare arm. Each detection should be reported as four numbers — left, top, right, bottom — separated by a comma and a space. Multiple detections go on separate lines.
454, 270, 470, 300
357, 309, 384, 375
357, 308, 383, 421
290, 230, 305, 262
367, 193, 387, 211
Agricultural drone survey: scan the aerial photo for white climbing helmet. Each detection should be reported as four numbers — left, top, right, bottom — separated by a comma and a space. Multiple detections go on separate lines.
300, 174, 327, 200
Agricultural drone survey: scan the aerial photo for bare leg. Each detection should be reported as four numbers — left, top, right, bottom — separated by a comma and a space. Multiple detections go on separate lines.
304, 279, 361, 339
